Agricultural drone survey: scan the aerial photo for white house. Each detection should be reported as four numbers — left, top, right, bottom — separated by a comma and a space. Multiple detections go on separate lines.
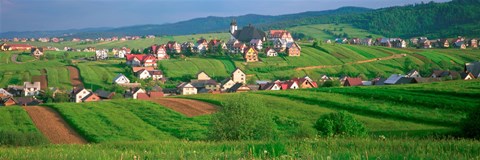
250, 39, 263, 50
70, 87, 91, 103
220, 78, 236, 91
149, 70, 164, 80
95, 49, 108, 60
406, 70, 422, 78
177, 82, 197, 95
265, 48, 278, 57
136, 69, 151, 80
231, 68, 246, 84
116, 49, 127, 58
125, 88, 146, 99
113, 74, 130, 84
23, 82, 41, 96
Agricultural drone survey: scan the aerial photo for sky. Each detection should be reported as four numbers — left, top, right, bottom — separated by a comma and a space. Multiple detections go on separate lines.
0, 0, 450, 33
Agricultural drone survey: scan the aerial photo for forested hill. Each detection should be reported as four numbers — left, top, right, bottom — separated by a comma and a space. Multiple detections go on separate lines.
262, 0, 480, 38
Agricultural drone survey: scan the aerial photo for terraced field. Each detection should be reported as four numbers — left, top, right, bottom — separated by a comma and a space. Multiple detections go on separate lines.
75, 59, 124, 90
289, 24, 384, 40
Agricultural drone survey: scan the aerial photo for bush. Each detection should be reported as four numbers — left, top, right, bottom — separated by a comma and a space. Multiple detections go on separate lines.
314, 111, 367, 137
209, 94, 276, 141
461, 107, 480, 139
322, 80, 341, 87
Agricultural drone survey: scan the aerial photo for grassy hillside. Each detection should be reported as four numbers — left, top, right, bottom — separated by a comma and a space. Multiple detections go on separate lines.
289, 24, 383, 40
45, 100, 209, 142
0, 107, 48, 146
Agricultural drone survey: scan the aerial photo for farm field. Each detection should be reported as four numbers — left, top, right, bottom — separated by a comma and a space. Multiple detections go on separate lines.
75, 59, 125, 90
1, 80, 480, 158
289, 24, 384, 40
12, 33, 230, 50
0, 107, 48, 146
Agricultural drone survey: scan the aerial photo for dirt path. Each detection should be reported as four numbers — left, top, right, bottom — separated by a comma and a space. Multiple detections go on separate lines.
146, 98, 217, 117
67, 66, 83, 87
295, 54, 407, 71
10, 54, 22, 64
24, 106, 87, 144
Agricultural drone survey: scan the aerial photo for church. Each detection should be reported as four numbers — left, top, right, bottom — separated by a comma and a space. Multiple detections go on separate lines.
229, 20, 266, 43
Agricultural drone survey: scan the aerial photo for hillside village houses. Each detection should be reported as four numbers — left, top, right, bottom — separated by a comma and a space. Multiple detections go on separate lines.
30, 47, 44, 58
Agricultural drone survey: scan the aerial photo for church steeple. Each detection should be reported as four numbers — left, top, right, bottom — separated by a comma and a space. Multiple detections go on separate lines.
230, 19, 237, 34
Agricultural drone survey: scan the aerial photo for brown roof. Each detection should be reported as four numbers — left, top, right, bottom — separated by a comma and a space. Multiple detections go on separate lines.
344, 78, 363, 86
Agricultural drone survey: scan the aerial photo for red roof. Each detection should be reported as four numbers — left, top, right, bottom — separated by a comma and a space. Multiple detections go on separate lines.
149, 91, 164, 98
344, 78, 363, 86
137, 93, 150, 100
6, 44, 34, 48
126, 54, 157, 62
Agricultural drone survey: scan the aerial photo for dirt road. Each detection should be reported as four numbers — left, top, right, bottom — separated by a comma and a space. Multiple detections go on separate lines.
295, 54, 407, 71
24, 106, 87, 144
146, 98, 217, 117
67, 66, 83, 87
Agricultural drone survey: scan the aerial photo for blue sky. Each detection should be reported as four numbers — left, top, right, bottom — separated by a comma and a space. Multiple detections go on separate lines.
0, 0, 450, 32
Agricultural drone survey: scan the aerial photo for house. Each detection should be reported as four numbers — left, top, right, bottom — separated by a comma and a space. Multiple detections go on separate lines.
286, 42, 301, 56
453, 41, 466, 49
406, 70, 422, 78
148, 86, 164, 98
95, 49, 108, 60
417, 38, 432, 49
431, 70, 460, 79
249, 39, 263, 50
149, 70, 164, 81
0, 88, 13, 98
1, 97, 16, 106
227, 83, 251, 93
265, 47, 278, 57
191, 79, 220, 93
125, 54, 157, 67
220, 78, 236, 91
438, 39, 450, 48
232, 43, 247, 54
124, 87, 146, 99
292, 76, 318, 88
115, 48, 128, 58
30, 47, 44, 58
243, 46, 259, 62
384, 74, 406, 85
395, 77, 416, 85
166, 41, 181, 54
343, 77, 363, 87
273, 39, 288, 52
465, 62, 480, 78
469, 39, 478, 48
460, 72, 475, 80
16, 97, 42, 106
23, 82, 41, 96
391, 39, 407, 48
135, 69, 151, 79
94, 89, 115, 99
196, 71, 212, 80
376, 38, 392, 47
208, 39, 221, 51
112, 73, 130, 84
325, 39, 332, 44
268, 30, 293, 42
350, 38, 361, 45
4, 44, 33, 51
7, 85, 23, 97
230, 23, 266, 43
181, 42, 195, 53
195, 39, 208, 53
150, 44, 169, 60
226, 39, 240, 51
231, 68, 246, 84
319, 75, 331, 82
361, 38, 373, 46
70, 87, 99, 103
177, 83, 197, 95
284, 81, 299, 90
372, 78, 386, 85
336, 38, 349, 44
259, 83, 282, 90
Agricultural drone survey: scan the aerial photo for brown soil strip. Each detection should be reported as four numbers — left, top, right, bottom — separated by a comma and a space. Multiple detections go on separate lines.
145, 98, 217, 117
295, 54, 407, 71
24, 106, 87, 144
67, 66, 83, 87
31, 75, 48, 90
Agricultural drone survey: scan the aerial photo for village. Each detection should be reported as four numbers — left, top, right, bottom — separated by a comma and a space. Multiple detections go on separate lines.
1, 21, 480, 106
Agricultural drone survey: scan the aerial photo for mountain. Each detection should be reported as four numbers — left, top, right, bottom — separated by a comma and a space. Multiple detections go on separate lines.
0, 7, 371, 39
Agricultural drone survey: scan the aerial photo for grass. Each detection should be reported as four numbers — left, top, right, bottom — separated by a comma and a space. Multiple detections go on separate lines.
75, 59, 125, 90
0, 107, 48, 146
45, 100, 209, 142
1, 139, 479, 159
159, 57, 231, 81
289, 23, 383, 40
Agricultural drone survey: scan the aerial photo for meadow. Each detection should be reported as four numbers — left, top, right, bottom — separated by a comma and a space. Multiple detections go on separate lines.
0, 107, 48, 146
289, 23, 384, 40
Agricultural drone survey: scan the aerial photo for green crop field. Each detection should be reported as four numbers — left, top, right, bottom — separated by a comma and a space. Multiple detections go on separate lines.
45, 100, 209, 142
0, 107, 47, 146
12, 33, 230, 50
289, 24, 384, 40
75, 59, 125, 90
159, 57, 232, 81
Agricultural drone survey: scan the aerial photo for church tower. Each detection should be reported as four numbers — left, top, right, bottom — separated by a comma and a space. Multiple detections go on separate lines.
230, 19, 237, 35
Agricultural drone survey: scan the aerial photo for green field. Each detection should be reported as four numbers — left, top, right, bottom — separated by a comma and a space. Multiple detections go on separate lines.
75, 59, 125, 90
0, 107, 47, 146
289, 24, 384, 40
1, 80, 480, 158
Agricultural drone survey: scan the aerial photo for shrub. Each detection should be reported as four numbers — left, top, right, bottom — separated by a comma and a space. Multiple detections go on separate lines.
461, 106, 480, 139
209, 94, 276, 141
322, 80, 341, 87
314, 111, 367, 137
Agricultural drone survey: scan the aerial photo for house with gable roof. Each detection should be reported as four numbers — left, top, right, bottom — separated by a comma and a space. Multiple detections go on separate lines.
113, 73, 130, 84
23, 82, 41, 96
243, 46, 258, 62
265, 47, 278, 57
